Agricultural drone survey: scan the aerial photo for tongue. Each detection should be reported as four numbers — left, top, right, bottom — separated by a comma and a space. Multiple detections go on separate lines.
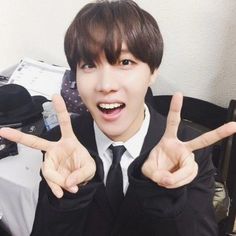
103, 107, 121, 115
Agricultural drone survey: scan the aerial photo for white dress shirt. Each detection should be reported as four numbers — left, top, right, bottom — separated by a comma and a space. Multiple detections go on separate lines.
94, 104, 150, 194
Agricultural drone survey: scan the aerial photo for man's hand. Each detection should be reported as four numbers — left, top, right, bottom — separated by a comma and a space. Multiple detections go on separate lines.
142, 92, 236, 189
0, 95, 96, 198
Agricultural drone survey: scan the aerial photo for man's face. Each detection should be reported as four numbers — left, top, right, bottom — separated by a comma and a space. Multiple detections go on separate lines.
76, 44, 157, 142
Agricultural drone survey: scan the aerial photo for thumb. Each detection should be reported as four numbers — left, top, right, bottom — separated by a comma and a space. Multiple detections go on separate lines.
65, 162, 95, 189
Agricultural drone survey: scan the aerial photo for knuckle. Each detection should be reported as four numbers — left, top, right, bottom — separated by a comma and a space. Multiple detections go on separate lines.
141, 162, 149, 175
167, 118, 179, 127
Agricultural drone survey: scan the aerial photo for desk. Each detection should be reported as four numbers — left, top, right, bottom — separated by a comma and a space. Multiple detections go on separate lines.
0, 144, 42, 236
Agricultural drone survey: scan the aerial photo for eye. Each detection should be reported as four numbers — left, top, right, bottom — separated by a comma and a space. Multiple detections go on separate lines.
79, 62, 96, 72
120, 59, 133, 66
80, 63, 95, 69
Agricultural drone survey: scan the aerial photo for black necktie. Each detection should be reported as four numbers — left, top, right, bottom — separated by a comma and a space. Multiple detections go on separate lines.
106, 145, 126, 215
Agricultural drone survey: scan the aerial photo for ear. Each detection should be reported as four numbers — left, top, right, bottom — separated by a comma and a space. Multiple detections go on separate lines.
148, 69, 158, 86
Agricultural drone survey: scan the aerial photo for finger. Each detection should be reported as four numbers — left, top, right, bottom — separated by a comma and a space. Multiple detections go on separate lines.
57, 157, 81, 192
42, 158, 66, 198
65, 149, 95, 188
162, 158, 198, 188
148, 169, 173, 186
141, 149, 172, 185
45, 179, 64, 198
42, 157, 66, 187
160, 153, 195, 185
186, 121, 236, 151
0, 127, 51, 151
57, 162, 71, 178
59, 155, 80, 194
56, 150, 79, 180
164, 92, 183, 138
164, 163, 198, 189
44, 159, 79, 195
65, 163, 95, 188
52, 94, 74, 138
141, 148, 160, 176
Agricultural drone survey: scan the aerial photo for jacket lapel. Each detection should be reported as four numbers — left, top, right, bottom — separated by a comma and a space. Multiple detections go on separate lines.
141, 105, 166, 154
113, 105, 167, 231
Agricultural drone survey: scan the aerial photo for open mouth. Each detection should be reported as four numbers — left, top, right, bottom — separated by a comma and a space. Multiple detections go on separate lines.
97, 103, 125, 114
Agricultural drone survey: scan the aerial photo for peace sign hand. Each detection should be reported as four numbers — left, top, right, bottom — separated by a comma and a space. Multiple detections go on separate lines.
0, 95, 96, 198
142, 92, 236, 189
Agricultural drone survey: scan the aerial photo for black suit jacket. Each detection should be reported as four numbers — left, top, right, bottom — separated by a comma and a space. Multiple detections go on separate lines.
31, 105, 218, 236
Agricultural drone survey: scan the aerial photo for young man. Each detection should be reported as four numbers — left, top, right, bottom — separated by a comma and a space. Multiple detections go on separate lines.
1, 1, 236, 235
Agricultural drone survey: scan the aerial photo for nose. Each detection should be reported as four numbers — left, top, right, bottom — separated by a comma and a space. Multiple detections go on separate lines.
96, 65, 118, 93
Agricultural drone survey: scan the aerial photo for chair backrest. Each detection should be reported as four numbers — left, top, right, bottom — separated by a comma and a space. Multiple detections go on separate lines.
152, 95, 228, 129
222, 100, 236, 234
152, 95, 236, 235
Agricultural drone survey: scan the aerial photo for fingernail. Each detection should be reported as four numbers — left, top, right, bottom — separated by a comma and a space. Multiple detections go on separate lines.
55, 191, 63, 198
70, 185, 78, 193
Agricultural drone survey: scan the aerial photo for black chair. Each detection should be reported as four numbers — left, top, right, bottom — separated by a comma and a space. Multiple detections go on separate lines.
151, 95, 236, 236
0, 223, 11, 236
222, 100, 236, 235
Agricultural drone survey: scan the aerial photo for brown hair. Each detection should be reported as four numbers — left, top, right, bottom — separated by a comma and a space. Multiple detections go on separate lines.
64, 0, 163, 73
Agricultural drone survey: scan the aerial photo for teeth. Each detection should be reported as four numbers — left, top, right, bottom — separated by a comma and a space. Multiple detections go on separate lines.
99, 103, 122, 109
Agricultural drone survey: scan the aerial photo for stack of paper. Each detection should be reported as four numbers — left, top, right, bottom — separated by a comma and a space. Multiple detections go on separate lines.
8, 58, 68, 99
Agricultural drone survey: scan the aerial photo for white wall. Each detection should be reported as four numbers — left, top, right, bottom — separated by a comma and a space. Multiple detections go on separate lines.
0, 0, 236, 107
138, 0, 236, 107
0, 0, 88, 69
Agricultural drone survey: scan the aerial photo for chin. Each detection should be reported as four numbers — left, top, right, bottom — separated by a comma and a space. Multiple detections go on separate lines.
101, 126, 128, 141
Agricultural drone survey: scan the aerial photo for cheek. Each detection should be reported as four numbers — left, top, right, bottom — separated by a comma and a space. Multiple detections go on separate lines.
126, 77, 150, 97
126, 69, 153, 87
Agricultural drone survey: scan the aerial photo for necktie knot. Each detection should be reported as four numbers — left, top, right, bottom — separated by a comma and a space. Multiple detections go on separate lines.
109, 145, 126, 166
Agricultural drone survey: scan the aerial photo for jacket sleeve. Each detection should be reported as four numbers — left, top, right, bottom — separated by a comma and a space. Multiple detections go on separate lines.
30, 161, 102, 236
127, 146, 218, 236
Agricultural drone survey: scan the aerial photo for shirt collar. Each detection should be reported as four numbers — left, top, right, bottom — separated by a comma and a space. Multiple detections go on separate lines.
94, 104, 150, 159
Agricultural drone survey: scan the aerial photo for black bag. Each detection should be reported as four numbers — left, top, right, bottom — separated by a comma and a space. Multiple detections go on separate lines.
0, 137, 18, 159
61, 70, 88, 115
